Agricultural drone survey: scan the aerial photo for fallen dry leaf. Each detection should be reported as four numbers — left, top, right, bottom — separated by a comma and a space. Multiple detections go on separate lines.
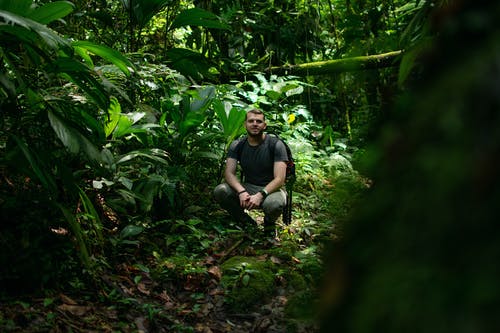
57, 304, 91, 316
59, 293, 78, 305
137, 282, 150, 295
270, 256, 282, 264
207, 266, 222, 280
195, 322, 213, 333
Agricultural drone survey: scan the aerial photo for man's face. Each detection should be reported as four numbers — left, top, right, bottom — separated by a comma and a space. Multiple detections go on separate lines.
245, 113, 267, 137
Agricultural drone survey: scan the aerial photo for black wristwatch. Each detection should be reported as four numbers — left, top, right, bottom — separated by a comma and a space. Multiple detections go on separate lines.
259, 189, 268, 198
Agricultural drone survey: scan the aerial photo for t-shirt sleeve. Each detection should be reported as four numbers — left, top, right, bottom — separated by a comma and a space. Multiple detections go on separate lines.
226, 139, 241, 159
274, 140, 289, 162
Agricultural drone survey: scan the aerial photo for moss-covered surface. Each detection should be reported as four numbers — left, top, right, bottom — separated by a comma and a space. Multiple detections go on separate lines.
220, 255, 277, 312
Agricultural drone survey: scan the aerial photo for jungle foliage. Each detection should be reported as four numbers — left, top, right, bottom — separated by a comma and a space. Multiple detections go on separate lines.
0, 0, 469, 331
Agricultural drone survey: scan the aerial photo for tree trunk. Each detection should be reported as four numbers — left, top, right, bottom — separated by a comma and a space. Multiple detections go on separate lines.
266, 50, 402, 76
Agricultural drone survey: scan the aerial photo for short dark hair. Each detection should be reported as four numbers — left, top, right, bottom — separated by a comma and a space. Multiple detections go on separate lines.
246, 108, 265, 120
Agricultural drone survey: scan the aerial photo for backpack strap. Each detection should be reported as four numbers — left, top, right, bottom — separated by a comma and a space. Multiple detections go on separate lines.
235, 136, 248, 162
266, 134, 280, 159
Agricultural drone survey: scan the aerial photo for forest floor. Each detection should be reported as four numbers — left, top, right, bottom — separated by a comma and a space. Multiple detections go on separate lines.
0, 209, 330, 332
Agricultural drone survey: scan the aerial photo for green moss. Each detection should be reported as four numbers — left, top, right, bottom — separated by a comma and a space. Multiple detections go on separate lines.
286, 271, 308, 291
221, 256, 276, 312
255, 240, 298, 261
285, 289, 318, 320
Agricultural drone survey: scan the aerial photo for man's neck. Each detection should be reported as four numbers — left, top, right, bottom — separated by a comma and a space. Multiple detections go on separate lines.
247, 133, 266, 146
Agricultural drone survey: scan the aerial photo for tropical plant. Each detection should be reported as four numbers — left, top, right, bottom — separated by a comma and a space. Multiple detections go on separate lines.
0, 0, 135, 278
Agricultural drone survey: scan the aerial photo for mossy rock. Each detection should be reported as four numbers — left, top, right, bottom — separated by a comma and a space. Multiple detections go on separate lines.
221, 256, 276, 312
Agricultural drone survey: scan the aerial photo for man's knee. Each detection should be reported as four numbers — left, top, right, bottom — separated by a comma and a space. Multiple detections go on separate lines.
262, 191, 286, 215
214, 183, 233, 202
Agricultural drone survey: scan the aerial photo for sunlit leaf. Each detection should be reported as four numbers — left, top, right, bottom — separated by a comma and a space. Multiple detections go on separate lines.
104, 97, 122, 138
170, 8, 230, 30
73, 41, 134, 76
28, 1, 74, 24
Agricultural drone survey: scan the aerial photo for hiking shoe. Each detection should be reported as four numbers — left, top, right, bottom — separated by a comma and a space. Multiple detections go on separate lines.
241, 213, 258, 230
263, 217, 276, 238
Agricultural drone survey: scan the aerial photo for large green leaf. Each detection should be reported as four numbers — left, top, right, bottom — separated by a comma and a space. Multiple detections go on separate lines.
179, 110, 205, 138
48, 110, 102, 163
213, 100, 246, 141
116, 148, 170, 165
165, 48, 213, 80
104, 97, 122, 138
49, 56, 109, 110
28, 1, 74, 24
73, 41, 134, 76
120, 225, 144, 239
0, 9, 71, 51
0, 0, 31, 15
121, 0, 172, 28
190, 86, 215, 112
170, 8, 230, 30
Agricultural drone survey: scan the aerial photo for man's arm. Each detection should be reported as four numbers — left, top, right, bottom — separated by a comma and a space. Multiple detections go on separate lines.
224, 157, 250, 208
224, 158, 245, 193
265, 161, 287, 194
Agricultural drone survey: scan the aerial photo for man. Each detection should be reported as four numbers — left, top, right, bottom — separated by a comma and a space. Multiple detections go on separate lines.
214, 109, 288, 236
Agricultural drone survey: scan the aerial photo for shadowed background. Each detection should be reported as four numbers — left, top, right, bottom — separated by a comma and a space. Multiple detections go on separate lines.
320, 1, 500, 332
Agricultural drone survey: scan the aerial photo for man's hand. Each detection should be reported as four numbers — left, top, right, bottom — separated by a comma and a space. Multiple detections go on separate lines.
238, 191, 251, 208
246, 192, 264, 210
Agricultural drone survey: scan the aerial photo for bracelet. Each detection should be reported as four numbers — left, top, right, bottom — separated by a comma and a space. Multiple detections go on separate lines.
238, 190, 247, 195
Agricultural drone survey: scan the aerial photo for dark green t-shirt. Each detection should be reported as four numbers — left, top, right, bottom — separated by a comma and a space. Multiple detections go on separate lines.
227, 135, 288, 186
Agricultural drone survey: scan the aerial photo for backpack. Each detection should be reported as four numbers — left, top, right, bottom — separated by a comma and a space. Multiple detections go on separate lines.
235, 134, 296, 224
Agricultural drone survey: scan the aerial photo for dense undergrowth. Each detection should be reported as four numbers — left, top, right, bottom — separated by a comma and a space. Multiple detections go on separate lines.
0, 140, 367, 332
0, 62, 369, 331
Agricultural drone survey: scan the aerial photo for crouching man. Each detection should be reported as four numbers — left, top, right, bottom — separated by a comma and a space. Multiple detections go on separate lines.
214, 109, 288, 237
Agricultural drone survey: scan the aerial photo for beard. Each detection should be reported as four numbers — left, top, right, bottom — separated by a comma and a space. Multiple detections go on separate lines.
247, 128, 265, 138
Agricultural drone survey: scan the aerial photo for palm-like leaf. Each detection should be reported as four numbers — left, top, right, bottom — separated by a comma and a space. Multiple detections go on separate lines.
170, 8, 230, 30
0, 0, 32, 15
48, 110, 103, 163
73, 41, 134, 76
0, 0, 74, 24
28, 1, 74, 25
0, 10, 71, 51
116, 148, 170, 165
121, 0, 172, 28
213, 100, 246, 143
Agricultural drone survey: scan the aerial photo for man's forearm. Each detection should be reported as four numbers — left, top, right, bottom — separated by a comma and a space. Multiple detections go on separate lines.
225, 172, 245, 193
263, 177, 285, 194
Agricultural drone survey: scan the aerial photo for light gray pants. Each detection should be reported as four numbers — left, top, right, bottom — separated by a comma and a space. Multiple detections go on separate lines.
213, 183, 286, 224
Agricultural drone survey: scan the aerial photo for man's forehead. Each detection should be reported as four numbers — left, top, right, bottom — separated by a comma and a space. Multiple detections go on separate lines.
246, 113, 265, 120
